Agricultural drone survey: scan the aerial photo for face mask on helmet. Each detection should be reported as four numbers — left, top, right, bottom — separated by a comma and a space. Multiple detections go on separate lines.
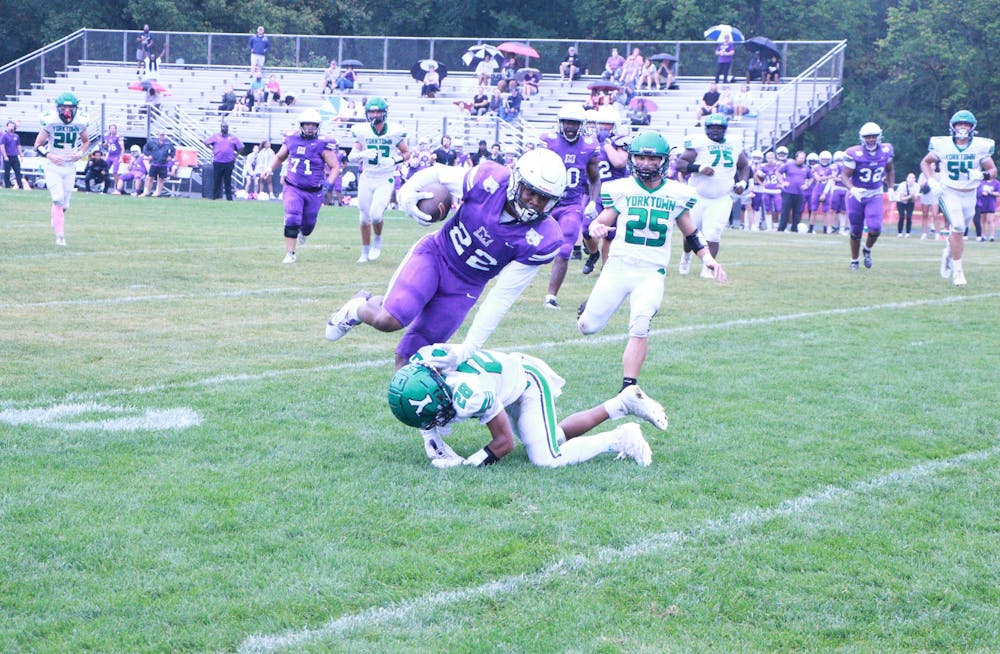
704, 116, 728, 143
627, 132, 670, 182
776, 147, 788, 160
859, 122, 882, 152
506, 149, 567, 223
949, 110, 977, 140
57, 103, 77, 124
558, 119, 583, 143
365, 99, 388, 126
387, 363, 456, 429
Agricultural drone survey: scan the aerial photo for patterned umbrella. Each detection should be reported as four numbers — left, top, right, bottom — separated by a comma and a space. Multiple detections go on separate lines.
704, 24, 745, 42
462, 44, 500, 66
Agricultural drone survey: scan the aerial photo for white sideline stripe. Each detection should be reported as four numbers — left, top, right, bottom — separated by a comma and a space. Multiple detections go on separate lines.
238, 444, 1000, 653
3, 292, 998, 410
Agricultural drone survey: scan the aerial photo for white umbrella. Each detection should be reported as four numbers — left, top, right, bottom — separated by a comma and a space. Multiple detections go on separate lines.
704, 24, 745, 42
462, 44, 500, 66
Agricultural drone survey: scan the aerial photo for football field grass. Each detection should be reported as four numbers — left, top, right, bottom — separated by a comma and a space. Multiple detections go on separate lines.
2, 190, 998, 653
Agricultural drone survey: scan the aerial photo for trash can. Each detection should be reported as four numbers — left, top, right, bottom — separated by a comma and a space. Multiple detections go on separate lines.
201, 165, 214, 199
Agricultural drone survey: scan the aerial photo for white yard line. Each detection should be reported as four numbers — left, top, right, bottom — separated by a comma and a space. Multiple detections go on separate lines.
2, 292, 997, 410
238, 443, 999, 653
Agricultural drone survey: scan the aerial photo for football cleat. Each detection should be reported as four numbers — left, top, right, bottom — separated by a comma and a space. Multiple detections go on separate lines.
939, 247, 952, 278
678, 251, 692, 275
612, 423, 652, 467
325, 290, 372, 341
577, 300, 588, 319
849, 260, 859, 271
582, 251, 600, 275
368, 245, 381, 261
282, 251, 296, 264
952, 270, 967, 286
55, 235, 66, 247
297, 233, 307, 246
356, 253, 369, 263
700, 265, 715, 279
618, 385, 669, 431
862, 248, 872, 269
543, 295, 560, 309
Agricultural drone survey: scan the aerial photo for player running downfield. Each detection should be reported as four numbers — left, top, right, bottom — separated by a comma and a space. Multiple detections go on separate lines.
33, 92, 89, 246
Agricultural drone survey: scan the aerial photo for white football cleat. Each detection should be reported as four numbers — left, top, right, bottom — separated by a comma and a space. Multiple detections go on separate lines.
282, 251, 296, 264
325, 290, 371, 341
297, 233, 307, 246
613, 423, 652, 467
952, 269, 967, 286
699, 265, 715, 279
368, 245, 381, 261
356, 253, 369, 263
618, 385, 669, 431
543, 295, 560, 309
939, 247, 952, 279
55, 235, 66, 247
678, 251, 692, 275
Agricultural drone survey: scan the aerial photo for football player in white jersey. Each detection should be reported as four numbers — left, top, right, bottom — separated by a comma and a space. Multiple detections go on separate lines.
389, 346, 667, 468
676, 114, 750, 277
33, 92, 89, 246
920, 110, 997, 286
579, 131, 726, 394
347, 97, 410, 262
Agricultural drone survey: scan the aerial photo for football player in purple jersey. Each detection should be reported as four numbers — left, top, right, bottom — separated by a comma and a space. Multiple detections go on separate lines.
103, 124, 124, 190
538, 104, 601, 308
842, 122, 894, 270
268, 109, 342, 264
581, 105, 629, 274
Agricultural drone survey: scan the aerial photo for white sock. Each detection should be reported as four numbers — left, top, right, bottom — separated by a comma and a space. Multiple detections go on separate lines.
603, 396, 627, 421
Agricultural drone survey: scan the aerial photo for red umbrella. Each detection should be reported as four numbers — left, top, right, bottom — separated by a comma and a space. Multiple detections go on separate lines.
629, 97, 658, 112
128, 80, 170, 95
497, 42, 540, 59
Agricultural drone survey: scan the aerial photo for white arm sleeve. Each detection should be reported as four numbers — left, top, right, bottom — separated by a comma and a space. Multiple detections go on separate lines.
461, 261, 540, 351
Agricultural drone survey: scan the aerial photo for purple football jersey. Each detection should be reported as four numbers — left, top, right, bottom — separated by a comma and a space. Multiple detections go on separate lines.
282, 132, 338, 190
431, 161, 563, 285
844, 143, 893, 191
539, 133, 599, 206
104, 134, 123, 158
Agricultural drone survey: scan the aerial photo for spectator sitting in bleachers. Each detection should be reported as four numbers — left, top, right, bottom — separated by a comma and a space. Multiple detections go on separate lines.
717, 85, 735, 116
471, 86, 490, 115
627, 99, 651, 126
247, 74, 266, 110
601, 47, 625, 81
638, 58, 659, 91
421, 65, 440, 98
337, 65, 357, 91
475, 58, 494, 87
230, 96, 248, 117
745, 51, 764, 84
265, 75, 282, 104
219, 85, 237, 115
498, 55, 517, 92
488, 87, 503, 115
559, 46, 582, 81
694, 82, 721, 125
321, 60, 339, 95
619, 48, 643, 90
520, 69, 540, 97
733, 84, 756, 119
499, 83, 522, 122
656, 60, 676, 89
763, 55, 782, 89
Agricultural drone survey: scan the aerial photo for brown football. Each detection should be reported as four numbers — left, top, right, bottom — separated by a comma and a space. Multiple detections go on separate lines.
416, 182, 453, 222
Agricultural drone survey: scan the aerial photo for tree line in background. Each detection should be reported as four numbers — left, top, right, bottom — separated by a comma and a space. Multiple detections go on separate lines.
2, 0, 996, 170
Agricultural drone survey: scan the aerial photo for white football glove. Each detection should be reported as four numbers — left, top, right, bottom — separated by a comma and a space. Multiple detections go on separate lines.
399, 189, 436, 226
968, 168, 985, 182
422, 428, 465, 467
849, 186, 866, 202
584, 200, 598, 220
419, 342, 475, 372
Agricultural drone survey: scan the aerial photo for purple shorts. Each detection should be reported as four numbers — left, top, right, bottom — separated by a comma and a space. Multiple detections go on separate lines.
847, 193, 884, 236
809, 185, 828, 212
551, 203, 584, 258
384, 234, 484, 360
830, 187, 847, 212
283, 184, 324, 235
762, 193, 782, 213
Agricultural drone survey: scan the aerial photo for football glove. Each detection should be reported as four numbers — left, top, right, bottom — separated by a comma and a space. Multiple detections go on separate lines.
423, 428, 464, 467
968, 168, 984, 182
400, 189, 436, 226
849, 186, 866, 202
419, 342, 474, 372
584, 200, 598, 220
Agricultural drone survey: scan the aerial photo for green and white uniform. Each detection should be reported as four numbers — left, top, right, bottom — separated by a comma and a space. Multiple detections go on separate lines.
683, 132, 743, 241
351, 121, 407, 225
928, 135, 996, 230
40, 108, 89, 207
579, 176, 696, 338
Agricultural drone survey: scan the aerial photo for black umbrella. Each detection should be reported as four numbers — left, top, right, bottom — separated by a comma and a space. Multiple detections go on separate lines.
410, 59, 448, 82
744, 37, 780, 59
650, 53, 678, 63
340, 58, 363, 68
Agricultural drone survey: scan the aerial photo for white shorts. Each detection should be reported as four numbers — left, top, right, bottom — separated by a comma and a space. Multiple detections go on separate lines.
578, 255, 664, 338
250, 53, 265, 69
938, 187, 976, 231
43, 160, 77, 208
505, 353, 567, 467
357, 172, 396, 224
689, 193, 733, 242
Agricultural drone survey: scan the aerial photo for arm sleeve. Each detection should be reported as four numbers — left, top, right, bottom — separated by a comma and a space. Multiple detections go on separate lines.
399, 163, 467, 201
460, 261, 540, 351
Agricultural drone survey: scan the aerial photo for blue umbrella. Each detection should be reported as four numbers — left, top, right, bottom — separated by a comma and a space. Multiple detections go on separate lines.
704, 24, 745, 42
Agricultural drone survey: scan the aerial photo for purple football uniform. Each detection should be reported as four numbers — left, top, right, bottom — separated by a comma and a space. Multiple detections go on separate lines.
810, 163, 835, 211
281, 132, 339, 236
760, 162, 783, 213
384, 161, 563, 359
844, 142, 893, 235
539, 133, 599, 257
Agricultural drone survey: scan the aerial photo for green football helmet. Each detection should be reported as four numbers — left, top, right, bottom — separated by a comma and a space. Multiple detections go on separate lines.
365, 96, 388, 126
627, 130, 670, 182
55, 92, 79, 124
704, 113, 728, 143
387, 363, 456, 429
949, 110, 977, 139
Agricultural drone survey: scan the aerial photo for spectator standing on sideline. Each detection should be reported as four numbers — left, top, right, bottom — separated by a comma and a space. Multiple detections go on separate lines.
895, 172, 917, 237
269, 109, 341, 264
205, 122, 244, 201
714, 33, 736, 83
256, 140, 275, 198
83, 150, 111, 193
777, 150, 809, 232
248, 26, 270, 74
1, 120, 25, 189
601, 47, 625, 81
432, 135, 456, 166
141, 132, 175, 198
978, 176, 1000, 241
33, 92, 89, 246
103, 124, 124, 189
243, 145, 261, 198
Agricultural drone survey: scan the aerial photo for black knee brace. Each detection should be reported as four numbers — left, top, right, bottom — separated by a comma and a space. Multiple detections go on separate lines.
284, 225, 300, 239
